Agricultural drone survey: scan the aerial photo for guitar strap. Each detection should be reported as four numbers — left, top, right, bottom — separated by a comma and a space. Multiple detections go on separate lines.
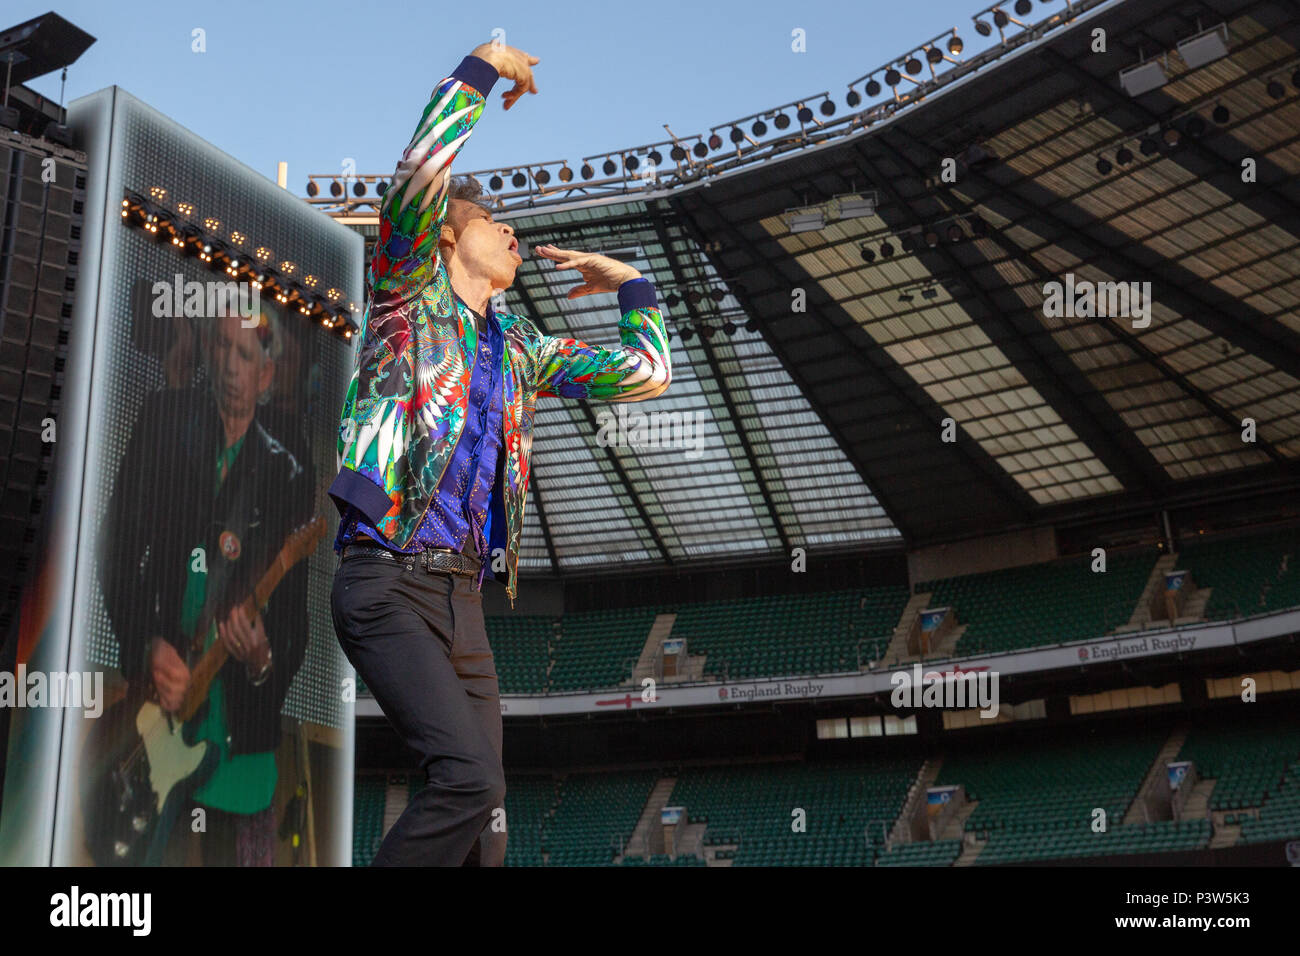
186, 433, 260, 667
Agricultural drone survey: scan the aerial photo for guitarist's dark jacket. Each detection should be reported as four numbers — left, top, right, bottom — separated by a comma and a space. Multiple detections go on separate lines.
99, 386, 313, 755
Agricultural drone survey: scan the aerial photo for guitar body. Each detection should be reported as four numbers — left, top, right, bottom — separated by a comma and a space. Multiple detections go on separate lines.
81, 688, 219, 866
81, 516, 325, 866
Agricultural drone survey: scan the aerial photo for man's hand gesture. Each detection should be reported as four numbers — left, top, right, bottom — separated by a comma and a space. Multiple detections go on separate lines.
470, 42, 539, 111
537, 245, 643, 299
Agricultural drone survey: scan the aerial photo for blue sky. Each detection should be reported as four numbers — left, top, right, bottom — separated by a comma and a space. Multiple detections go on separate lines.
13, 0, 1016, 195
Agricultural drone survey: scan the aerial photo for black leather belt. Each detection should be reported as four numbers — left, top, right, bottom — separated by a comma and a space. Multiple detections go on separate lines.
341, 543, 478, 577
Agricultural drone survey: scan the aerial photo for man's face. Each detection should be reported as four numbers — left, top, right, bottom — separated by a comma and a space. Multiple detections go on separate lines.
444, 199, 521, 291
210, 315, 273, 420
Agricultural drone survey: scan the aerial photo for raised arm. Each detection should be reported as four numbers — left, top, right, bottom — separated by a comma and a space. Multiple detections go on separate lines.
368, 54, 502, 302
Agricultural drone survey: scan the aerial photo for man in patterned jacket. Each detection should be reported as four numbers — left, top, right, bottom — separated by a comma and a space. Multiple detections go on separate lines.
328, 40, 671, 866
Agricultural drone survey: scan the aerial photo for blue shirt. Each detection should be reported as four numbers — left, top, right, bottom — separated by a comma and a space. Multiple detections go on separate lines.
336, 296, 504, 589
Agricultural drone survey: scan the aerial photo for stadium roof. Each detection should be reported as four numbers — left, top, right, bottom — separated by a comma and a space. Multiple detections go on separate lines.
485, 0, 1300, 576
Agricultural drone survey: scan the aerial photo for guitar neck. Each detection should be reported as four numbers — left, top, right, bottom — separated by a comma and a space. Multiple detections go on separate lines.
178, 517, 324, 721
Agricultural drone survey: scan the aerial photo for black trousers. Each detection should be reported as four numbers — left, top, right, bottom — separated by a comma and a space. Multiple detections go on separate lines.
331, 553, 505, 866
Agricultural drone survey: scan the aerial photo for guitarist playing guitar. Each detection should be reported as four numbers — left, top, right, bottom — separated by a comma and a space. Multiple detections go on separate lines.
93, 312, 316, 866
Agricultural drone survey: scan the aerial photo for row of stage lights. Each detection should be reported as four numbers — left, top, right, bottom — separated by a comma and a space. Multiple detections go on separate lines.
121, 187, 359, 340
858, 216, 992, 262
657, 283, 759, 342
1097, 69, 1300, 175
306, 1, 1083, 205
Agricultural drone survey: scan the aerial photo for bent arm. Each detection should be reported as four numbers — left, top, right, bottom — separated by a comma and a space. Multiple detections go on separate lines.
532, 278, 672, 402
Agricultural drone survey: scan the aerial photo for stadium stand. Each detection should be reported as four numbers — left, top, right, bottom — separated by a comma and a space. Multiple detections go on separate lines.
916, 550, 1158, 658
1177, 716, 1300, 814
936, 731, 1177, 864
670, 757, 918, 866
352, 776, 386, 867
1176, 526, 1300, 621
669, 587, 908, 680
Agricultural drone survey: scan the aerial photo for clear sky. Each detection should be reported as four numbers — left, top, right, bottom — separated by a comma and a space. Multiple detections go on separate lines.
11, 0, 1020, 195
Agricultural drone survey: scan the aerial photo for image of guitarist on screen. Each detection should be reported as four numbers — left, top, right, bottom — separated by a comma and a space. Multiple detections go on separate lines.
96, 308, 314, 866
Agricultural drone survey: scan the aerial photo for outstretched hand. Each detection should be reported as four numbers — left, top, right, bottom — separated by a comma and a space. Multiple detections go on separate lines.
470, 42, 539, 111
536, 244, 643, 299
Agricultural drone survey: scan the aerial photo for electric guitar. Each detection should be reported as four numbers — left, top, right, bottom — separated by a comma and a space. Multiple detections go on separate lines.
80, 516, 326, 866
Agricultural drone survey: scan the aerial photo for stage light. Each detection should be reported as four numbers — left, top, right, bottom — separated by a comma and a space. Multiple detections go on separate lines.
1014, 0, 1031, 14
709, 287, 727, 302
693, 141, 708, 157
722, 320, 737, 336
797, 105, 813, 123
946, 223, 964, 242
670, 145, 687, 161
1212, 103, 1230, 123
353, 180, 366, 196
665, 292, 680, 308
846, 90, 861, 107
1116, 146, 1134, 165
948, 34, 963, 55
648, 150, 662, 165
1139, 135, 1159, 156
1119, 59, 1168, 97
885, 68, 901, 87
788, 208, 825, 233
489, 174, 503, 190
581, 163, 594, 179
993, 9, 1010, 28
700, 325, 716, 339
751, 119, 768, 135
926, 46, 943, 65
880, 241, 895, 258
730, 126, 745, 143
1185, 115, 1206, 137
860, 245, 876, 263
974, 19, 992, 37
603, 158, 616, 175
774, 112, 791, 129
1096, 156, 1113, 175
900, 234, 917, 253
1267, 78, 1285, 99
835, 194, 876, 219
924, 229, 939, 247
708, 133, 723, 149
306, 180, 318, 197
559, 165, 573, 182
535, 168, 551, 185
819, 98, 835, 116
680, 327, 694, 341
624, 154, 639, 171
686, 290, 702, 307
512, 171, 527, 187
905, 56, 922, 75
866, 78, 882, 97
376, 180, 388, 195
1163, 127, 1181, 147
330, 180, 342, 197
1177, 23, 1229, 68
745, 318, 759, 332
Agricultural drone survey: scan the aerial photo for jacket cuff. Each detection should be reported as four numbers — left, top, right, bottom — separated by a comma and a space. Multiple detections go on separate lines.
453, 55, 501, 97
618, 277, 658, 313
328, 469, 394, 527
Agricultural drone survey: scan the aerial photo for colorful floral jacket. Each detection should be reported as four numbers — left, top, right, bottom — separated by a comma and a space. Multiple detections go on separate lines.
327, 54, 672, 605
